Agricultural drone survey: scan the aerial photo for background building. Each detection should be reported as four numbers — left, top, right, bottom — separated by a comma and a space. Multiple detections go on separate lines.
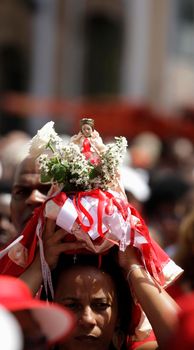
0, 0, 194, 139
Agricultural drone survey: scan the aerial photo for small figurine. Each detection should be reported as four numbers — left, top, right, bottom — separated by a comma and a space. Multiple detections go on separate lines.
70, 118, 107, 164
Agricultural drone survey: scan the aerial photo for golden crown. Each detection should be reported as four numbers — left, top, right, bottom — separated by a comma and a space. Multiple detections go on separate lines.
80, 118, 94, 129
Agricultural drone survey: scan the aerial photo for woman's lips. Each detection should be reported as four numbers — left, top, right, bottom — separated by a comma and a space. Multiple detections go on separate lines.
75, 335, 98, 342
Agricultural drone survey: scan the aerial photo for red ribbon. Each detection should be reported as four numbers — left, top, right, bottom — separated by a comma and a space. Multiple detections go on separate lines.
82, 138, 92, 160
129, 204, 165, 284
73, 189, 129, 238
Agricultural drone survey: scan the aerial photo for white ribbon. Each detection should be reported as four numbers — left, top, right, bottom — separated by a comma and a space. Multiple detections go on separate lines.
0, 235, 24, 259
56, 198, 78, 232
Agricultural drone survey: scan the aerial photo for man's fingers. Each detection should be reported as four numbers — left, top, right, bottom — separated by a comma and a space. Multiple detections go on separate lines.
58, 241, 86, 253
47, 228, 68, 243
44, 226, 88, 249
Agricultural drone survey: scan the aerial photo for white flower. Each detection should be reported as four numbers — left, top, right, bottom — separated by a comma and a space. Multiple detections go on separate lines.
28, 121, 62, 158
33, 121, 128, 192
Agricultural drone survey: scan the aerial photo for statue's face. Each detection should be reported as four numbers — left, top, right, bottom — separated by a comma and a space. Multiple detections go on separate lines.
81, 124, 93, 138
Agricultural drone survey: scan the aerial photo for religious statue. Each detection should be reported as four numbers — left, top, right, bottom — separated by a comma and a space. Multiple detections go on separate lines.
70, 118, 107, 165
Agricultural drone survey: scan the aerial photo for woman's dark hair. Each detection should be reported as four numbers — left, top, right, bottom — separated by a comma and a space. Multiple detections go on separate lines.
43, 247, 134, 350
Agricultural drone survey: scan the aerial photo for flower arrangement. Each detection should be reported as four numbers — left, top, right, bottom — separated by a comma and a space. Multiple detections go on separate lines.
27, 119, 133, 255
29, 121, 128, 193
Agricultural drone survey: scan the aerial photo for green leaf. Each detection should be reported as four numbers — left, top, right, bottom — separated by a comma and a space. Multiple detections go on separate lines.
89, 166, 101, 179
41, 173, 51, 183
51, 163, 68, 183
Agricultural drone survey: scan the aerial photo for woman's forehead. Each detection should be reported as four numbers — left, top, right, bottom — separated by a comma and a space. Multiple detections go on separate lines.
55, 266, 116, 297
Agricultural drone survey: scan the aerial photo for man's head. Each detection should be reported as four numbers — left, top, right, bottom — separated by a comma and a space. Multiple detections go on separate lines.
0, 193, 17, 248
11, 156, 51, 233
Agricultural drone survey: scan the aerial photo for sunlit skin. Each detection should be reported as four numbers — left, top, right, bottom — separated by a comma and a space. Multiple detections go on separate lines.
81, 124, 93, 138
54, 266, 119, 350
11, 157, 51, 233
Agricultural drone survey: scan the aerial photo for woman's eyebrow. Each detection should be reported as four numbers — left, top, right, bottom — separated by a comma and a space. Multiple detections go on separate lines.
57, 296, 111, 302
91, 297, 109, 301
58, 297, 79, 301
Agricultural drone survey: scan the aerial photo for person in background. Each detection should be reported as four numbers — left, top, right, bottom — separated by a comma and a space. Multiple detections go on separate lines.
0, 275, 75, 350
167, 208, 194, 302
129, 132, 162, 172
144, 171, 191, 256
0, 193, 17, 248
0, 131, 31, 246
120, 165, 150, 214
165, 292, 194, 350
0, 130, 31, 191
10, 156, 51, 235
9, 155, 88, 288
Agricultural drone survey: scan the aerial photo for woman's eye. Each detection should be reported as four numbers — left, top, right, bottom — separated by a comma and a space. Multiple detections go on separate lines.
92, 302, 111, 311
64, 303, 81, 311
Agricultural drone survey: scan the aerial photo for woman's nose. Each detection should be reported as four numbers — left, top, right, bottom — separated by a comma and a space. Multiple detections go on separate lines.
79, 306, 96, 327
26, 189, 47, 205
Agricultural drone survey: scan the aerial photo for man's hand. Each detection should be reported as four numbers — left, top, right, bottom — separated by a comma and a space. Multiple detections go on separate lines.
43, 219, 86, 270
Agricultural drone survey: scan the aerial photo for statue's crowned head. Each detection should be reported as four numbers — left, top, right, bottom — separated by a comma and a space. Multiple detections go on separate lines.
80, 118, 94, 130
